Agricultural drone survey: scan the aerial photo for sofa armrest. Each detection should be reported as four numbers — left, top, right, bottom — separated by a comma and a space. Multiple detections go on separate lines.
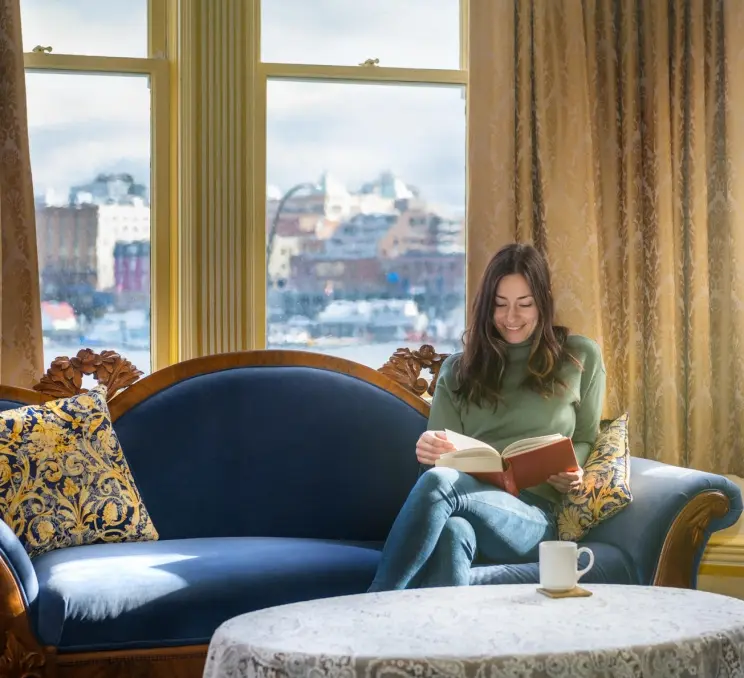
0, 521, 37, 608
0, 521, 46, 674
585, 457, 743, 588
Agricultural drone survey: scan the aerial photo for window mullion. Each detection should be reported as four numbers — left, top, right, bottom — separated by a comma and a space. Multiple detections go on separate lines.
148, 0, 168, 59
259, 62, 467, 87
23, 53, 155, 75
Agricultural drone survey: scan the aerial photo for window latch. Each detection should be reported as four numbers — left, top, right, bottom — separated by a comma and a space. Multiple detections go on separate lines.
32, 45, 53, 54
358, 58, 380, 67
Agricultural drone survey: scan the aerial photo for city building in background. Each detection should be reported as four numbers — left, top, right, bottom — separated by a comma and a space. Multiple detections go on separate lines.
266, 171, 465, 350
36, 167, 465, 369
35, 173, 151, 356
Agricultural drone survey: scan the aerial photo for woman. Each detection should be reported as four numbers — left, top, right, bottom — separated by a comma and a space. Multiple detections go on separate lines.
368, 243, 605, 591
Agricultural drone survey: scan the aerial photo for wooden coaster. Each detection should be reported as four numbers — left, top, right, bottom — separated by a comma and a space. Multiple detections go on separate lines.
537, 586, 593, 599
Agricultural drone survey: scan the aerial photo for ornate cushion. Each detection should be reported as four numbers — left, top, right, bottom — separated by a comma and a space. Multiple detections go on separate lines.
0, 385, 158, 558
557, 413, 632, 541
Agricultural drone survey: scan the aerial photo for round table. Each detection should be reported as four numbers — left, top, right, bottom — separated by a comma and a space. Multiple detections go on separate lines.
203, 584, 744, 678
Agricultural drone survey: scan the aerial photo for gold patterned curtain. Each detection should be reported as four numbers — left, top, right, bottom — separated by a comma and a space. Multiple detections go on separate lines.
467, 0, 744, 474
0, 0, 43, 387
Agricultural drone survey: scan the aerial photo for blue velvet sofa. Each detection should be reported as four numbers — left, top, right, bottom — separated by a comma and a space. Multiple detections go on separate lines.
0, 346, 741, 678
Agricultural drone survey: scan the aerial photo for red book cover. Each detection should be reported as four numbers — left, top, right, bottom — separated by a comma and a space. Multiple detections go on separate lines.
510, 437, 579, 493
471, 470, 519, 496
451, 438, 579, 497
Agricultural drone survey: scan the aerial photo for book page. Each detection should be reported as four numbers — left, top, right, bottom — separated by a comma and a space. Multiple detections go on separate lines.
502, 434, 565, 458
444, 430, 500, 455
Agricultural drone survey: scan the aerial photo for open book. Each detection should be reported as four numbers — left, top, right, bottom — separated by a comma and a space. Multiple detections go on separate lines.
434, 430, 579, 496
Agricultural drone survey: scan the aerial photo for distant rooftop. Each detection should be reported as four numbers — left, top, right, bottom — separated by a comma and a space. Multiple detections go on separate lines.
267, 171, 418, 202
69, 173, 149, 207
359, 171, 418, 200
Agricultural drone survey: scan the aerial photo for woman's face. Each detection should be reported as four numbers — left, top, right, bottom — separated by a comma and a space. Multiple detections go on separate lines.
493, 273, 540, 344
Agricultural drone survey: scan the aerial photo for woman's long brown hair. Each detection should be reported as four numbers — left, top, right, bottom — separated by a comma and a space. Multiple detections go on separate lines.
454, 243, 575, 407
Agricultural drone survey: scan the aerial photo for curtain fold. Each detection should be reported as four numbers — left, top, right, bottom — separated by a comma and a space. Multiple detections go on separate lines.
0, 0, 43, 387
467, 0, 744, 473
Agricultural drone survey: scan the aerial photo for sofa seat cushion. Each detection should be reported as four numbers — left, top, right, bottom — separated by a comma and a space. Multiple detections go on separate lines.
469, 542, 638, 586
32, 536, 383, 653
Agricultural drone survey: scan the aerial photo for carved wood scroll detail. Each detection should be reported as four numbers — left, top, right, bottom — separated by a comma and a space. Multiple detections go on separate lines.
378, 344, 451, 398
0, 631, 45, 678
653, 490, 731, 588
33, 349, 143, 401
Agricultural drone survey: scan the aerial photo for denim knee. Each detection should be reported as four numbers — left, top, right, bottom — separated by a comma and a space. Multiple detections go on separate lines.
439, 516, 476, 559
419, 516, 477, 587
416, 466, 459, 493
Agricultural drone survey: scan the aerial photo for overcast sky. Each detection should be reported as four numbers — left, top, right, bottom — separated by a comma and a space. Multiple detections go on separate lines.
22, 0, 465, 212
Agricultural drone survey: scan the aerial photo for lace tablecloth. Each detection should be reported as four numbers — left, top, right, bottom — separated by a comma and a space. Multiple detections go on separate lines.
203, 584, 744, 678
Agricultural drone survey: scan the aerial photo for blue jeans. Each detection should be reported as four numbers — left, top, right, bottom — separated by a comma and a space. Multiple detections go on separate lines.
368, 467, 557, 591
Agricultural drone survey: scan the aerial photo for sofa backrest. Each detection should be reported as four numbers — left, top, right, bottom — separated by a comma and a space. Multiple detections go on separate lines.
108, 352, 426, 542
0, 386, 47, 413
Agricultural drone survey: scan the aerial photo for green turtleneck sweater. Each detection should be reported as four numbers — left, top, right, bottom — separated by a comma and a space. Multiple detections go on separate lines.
428, 334, 606, 503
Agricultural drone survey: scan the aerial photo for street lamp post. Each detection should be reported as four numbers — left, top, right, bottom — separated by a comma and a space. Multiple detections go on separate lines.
266, 182, 320, 287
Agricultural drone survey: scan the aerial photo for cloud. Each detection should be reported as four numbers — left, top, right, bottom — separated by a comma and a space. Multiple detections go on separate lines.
28, 121, 149, 199
25, 71, 149, 195
23, 0, 465, 211
20, 0, 147, 57
267, 80, 465, 209
261, 0, 461, 70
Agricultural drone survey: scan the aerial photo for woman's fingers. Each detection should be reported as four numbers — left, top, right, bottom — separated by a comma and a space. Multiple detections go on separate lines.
416, 431, 455, 464
429, 431, 456, 450
547, 469, 585, 493
547, 475, 572, 493
417, 442, 443, 462
416, 446, 440, 464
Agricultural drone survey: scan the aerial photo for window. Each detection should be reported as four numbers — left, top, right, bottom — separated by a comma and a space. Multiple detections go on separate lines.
261, 0, 460, 70
20, 0, 149, 57
263, 1, 467, 369
22, 0, 169, 376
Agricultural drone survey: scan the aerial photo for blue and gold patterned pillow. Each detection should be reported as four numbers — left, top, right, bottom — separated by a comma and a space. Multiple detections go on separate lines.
0, 385, 158, 558
557, 413, 632, 541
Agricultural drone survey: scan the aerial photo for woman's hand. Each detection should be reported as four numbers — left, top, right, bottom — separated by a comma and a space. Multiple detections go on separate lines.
416, 430, 456, 465
547, 467, 584, 494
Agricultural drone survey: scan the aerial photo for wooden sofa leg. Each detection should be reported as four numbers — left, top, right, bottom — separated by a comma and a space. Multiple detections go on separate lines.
0, 555, 54, 678
653, 490, 731, 588
0, 631, 50, 678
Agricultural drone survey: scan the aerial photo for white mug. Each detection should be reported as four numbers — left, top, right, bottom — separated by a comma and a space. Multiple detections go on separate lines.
539, 541, 594, 591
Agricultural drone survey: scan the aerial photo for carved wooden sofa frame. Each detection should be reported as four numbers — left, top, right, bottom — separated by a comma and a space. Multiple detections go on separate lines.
0, 346, 732, 678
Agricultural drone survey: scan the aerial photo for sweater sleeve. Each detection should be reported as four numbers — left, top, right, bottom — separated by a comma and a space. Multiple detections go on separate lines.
572, 341, 606, 467
427, 355, 464, 433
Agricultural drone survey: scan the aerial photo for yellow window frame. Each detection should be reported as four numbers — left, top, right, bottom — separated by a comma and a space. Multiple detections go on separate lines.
22, 0, 174, 370
249, 0, 470, 348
